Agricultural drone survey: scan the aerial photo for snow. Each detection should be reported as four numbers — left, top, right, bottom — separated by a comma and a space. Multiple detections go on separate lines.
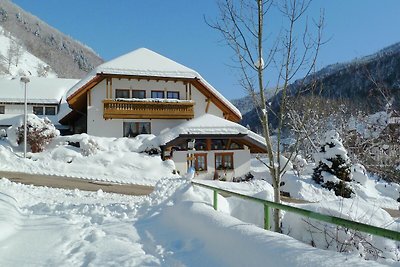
0, 134, 177, 185
0, 76, 78, 104
116, 97, 194, 103
0, 132, 400, 265
0, 177, 390, 266
154, 113, 266, 149
0, 26, 57, 77
65, 48, 241, 119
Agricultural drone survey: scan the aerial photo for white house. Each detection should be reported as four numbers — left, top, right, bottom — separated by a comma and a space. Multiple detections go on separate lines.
0, 76, 79, 132
61, 48, 267, 180
61, 48, 241, 135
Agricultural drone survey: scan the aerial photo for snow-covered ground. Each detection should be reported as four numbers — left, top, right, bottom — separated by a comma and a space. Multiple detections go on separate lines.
0, 134, 178, 185
0, 178, 392, 266
1, 133, 400, 265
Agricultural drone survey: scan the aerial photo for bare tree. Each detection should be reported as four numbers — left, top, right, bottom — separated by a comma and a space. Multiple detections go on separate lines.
209, 0, 324, 232
6, 37, 23, 72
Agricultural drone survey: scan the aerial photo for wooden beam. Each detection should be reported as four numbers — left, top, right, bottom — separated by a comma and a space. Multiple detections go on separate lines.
205, 98, 211, 113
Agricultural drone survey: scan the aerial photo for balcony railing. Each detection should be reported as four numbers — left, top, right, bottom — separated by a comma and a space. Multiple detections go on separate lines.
103, 99, 195, 119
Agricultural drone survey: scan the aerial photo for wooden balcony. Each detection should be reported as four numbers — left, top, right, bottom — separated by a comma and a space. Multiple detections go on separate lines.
103, 99, 195, 119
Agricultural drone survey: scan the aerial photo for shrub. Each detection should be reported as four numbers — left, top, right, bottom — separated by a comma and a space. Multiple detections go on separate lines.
15, 114, 59, 153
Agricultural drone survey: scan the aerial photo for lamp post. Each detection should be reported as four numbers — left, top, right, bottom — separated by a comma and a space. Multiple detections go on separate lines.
20, 76, 30, 158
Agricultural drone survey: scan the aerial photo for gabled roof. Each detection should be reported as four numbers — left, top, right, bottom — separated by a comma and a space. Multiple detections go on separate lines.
65, 48, 241, 121
154, 114, 267, 153
0, 76, 79, 104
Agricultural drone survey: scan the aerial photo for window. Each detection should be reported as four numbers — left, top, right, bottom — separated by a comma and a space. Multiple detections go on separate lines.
194, 139, 207, 151
212, 139, 228, 150
0, 106, 4, 114
123, 122, 151, 137
33, 106, 44, 115
132, 90, 146, 99
194, 153, 207, 171
167, 91, 179, 99
115, 89, 130, 99
151, 91, 165, 98
45, 106, 56, 115
215, 153, 234, 170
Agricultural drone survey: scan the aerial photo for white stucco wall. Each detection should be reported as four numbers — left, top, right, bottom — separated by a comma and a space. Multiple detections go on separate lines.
172, 149, 251, 181
1, 104, 57, 114
191, 86, 224, 118
87, 77, 227, 137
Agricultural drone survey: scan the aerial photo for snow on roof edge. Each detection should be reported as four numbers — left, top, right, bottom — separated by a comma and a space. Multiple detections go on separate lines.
65, 48, 241, 121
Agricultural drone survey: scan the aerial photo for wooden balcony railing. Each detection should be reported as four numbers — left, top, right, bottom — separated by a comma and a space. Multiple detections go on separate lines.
103, 99, 195, 119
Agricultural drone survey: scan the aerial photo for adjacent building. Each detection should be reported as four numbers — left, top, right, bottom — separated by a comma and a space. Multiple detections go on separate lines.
0, 77, 78, 132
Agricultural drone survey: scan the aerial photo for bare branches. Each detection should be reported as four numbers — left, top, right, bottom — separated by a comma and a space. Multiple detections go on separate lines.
209, 0, 325, 233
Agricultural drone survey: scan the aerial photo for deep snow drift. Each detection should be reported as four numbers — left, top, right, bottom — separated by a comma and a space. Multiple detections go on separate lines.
1, 133, 400, 265
0, 178, 392, 266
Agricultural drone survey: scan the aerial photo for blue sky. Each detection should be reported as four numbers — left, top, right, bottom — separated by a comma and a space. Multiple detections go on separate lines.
11, 0, 400, 100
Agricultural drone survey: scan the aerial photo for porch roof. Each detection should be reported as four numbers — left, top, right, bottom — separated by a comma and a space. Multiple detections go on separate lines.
155, 114, 267, 153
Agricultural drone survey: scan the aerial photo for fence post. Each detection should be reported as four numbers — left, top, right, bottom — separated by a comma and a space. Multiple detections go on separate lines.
213, 189, 218, 210
264, 204, 270, 230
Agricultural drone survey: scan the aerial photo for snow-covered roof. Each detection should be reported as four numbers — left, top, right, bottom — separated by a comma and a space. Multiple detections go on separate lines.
154, 114, 266, 150
0, 76, 79, 104
66, 48, 241, 120
0, 114, 63, 127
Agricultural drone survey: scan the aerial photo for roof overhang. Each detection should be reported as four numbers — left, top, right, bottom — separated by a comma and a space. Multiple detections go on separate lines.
163, 133, 267, 153
65, 73, 241, 123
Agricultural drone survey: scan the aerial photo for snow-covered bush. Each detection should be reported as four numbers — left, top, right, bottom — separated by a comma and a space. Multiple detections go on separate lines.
292, 154, 307, 177
351, 164, 368, 185
312, 131, 353, 198
80, 137, 99, 156
11, 114, 59, 153
0, 129, 6, 139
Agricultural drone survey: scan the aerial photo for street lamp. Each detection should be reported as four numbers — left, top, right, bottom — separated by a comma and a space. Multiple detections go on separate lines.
20, 76, 30, 158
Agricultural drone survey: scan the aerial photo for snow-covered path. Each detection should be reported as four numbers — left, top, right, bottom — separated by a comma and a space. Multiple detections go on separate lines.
0, 178, 391, 266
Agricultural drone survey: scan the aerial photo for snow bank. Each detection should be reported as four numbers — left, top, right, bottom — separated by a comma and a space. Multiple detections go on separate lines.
134, 178, 388, 266
0, 134, 177, 185
283, 198, 400, 261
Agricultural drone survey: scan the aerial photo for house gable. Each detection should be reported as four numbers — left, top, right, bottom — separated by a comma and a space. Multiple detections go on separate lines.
64, 48, 241, 125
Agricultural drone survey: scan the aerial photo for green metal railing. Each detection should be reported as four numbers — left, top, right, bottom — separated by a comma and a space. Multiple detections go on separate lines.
192, 181, 400, 242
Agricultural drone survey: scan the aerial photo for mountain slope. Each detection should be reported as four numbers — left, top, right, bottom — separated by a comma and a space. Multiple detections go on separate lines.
237, 42, 400, 130
0, 0, 103, 78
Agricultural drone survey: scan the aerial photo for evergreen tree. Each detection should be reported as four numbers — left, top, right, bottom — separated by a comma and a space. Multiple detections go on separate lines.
312, 130, 353, 198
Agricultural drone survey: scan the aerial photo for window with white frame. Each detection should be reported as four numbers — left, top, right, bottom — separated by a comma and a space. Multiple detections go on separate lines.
0, 106, 4, 114
45, 106, 56, 115
33, 106, 57, 116
33, 106, 44, 115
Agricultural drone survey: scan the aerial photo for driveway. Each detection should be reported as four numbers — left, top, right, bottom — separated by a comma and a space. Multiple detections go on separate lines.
0, 170, 154, 196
